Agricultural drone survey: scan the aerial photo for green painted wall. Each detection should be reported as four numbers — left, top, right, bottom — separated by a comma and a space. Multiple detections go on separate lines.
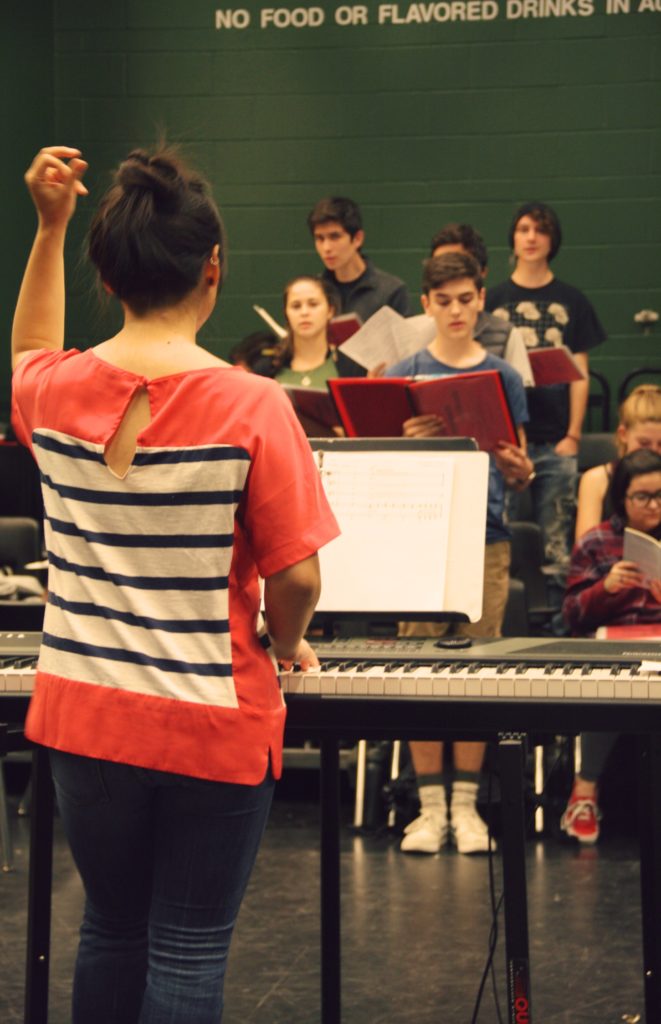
4, 0, 661, 424
2, 1, 54, 422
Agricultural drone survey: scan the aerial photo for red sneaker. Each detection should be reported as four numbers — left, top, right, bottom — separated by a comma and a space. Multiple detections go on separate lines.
560, 792, 601, 844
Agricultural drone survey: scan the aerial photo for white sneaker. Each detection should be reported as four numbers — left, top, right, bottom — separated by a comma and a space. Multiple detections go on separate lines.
400, 810, 450, 854
451, 804, 496, 855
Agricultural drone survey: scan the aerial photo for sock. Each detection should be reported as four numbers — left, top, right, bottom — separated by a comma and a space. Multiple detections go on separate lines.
451, 779, 479, 813
418, 784, 448, 820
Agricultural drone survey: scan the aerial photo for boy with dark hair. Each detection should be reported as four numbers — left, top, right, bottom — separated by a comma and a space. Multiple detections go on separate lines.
387, 252, 532, 854
486, 201, 606, 610
307, 196, 410, 321
430, 223, 528, 369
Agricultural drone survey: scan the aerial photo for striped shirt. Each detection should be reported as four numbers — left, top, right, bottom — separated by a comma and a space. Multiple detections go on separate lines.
12, 349, 339, 783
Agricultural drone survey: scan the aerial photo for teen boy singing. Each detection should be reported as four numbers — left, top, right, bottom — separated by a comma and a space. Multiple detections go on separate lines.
386, 251, 532, 855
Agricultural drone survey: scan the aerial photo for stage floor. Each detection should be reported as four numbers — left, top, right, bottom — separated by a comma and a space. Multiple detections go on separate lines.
0, 783, 645, 1024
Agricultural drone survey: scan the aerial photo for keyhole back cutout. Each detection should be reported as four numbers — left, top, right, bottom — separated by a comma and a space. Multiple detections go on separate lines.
103, 387, 152, 479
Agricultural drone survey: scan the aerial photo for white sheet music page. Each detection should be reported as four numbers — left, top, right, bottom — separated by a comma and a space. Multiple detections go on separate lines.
315, 450, 454, 613
339, 307, 435, 371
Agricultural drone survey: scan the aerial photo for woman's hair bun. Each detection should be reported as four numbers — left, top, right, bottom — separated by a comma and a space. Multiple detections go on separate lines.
88, 144, 224, 316
116, 149, 182, 210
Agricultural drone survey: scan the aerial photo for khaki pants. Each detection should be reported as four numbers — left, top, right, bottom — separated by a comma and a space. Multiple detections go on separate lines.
399, 540, 511, 641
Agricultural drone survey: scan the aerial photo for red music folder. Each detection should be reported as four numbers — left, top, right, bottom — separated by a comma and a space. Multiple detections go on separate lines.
327, 312, 362, 347
327, 371, 519, 451
527, 346, 585, 387
282, 385, 342, 438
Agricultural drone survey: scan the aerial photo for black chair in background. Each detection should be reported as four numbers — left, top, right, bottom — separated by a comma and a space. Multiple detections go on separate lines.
509, 521, 555, 634
578, 433, 617, 474
501, 577, 530, 638
586, 369, 611, 433
0, 516, 41, 572
617, 368, 661, 406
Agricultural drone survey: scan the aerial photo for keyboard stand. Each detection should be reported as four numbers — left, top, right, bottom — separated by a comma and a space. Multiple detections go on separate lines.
24, 745, 54, 1024
318, 733, 533, 1024
638, 734, 661, 1013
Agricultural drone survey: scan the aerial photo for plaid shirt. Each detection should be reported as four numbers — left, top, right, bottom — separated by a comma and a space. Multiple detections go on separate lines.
563, 517, 661, 636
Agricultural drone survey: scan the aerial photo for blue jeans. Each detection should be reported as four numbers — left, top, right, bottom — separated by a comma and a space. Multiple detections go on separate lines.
509, 442, 577, 611
50, 748, 274, 1024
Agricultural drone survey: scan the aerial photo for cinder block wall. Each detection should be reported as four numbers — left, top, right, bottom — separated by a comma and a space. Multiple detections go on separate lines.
4, 2, 661, 424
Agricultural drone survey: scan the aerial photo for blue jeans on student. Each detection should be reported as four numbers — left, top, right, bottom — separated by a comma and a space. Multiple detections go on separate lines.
49, 748, 275, 1024
509, 442, 577, 614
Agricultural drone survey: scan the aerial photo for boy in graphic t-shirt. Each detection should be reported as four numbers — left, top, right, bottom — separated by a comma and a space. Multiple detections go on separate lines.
486, 202, 606, 613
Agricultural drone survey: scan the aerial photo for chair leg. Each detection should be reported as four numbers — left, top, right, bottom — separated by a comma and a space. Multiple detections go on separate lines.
0, 759, 14, 872
353, 740, 367, 827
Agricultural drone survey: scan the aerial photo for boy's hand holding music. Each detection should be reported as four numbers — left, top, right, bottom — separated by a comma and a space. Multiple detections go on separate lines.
402, 414, 445, 438
494, 441, 534, 490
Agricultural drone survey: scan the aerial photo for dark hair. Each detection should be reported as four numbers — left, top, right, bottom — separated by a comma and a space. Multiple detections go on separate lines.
430, 223, 488, 271
275, 275, 336, 368
609, 449, 661, 519
422, 252, 483, 295
88, 148, 225, 316
228, 331, 278, 377
508, 201, 562, 261
307, 197, 363, 239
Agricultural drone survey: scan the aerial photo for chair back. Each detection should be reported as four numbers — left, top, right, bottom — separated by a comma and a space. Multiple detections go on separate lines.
0, 517, 41, 571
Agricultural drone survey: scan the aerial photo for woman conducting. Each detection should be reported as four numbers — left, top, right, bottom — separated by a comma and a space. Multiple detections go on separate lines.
11, 146, 339, 1023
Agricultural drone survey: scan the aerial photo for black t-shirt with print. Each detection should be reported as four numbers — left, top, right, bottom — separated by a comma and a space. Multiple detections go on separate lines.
486, 277, 606, 443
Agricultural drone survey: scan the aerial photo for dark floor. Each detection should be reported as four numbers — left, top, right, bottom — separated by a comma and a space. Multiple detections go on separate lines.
0, 765, 648, 1024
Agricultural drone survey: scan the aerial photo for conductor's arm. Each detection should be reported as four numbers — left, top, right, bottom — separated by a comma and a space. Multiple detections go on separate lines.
12, 147, 88, 370
264, 554, 322, 669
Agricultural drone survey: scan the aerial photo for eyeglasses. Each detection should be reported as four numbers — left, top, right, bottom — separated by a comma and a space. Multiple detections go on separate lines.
625, 490, 661, 507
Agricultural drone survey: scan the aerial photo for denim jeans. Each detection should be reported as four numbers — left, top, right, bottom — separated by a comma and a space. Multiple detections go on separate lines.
49, 748, 274, 1024
509, 441, 578, 612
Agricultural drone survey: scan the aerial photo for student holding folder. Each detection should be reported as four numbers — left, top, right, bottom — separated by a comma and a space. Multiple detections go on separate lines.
387, 252, 533, 854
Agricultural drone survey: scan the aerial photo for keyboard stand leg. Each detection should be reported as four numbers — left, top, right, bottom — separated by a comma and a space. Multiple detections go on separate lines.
638, 733, 661, 1020
498, 734, 532, 1024
320, 735, 341, 1024
24, 744, 54, 1024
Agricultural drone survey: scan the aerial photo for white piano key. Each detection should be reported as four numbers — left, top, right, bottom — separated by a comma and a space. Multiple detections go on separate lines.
597, 680, 615, 700
384, 677, 403, 696
649, 680, 661, 701
615, 680, 633, 699
303, 674, 322, 694
448, 677, 466, 697
633, 681, 649, 699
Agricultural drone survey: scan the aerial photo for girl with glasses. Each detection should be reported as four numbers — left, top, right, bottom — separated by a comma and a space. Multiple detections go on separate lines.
560, 448, 661, 843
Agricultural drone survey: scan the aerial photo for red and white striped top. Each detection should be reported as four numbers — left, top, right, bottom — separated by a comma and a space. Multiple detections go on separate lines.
12, 349, 339, 784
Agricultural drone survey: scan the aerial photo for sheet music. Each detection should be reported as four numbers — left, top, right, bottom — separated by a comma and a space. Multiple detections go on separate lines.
315, 450, 454, 612
339, 307, 435, 371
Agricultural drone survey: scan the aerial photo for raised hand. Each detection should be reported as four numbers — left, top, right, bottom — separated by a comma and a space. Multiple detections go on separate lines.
25, 146, 88, 228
